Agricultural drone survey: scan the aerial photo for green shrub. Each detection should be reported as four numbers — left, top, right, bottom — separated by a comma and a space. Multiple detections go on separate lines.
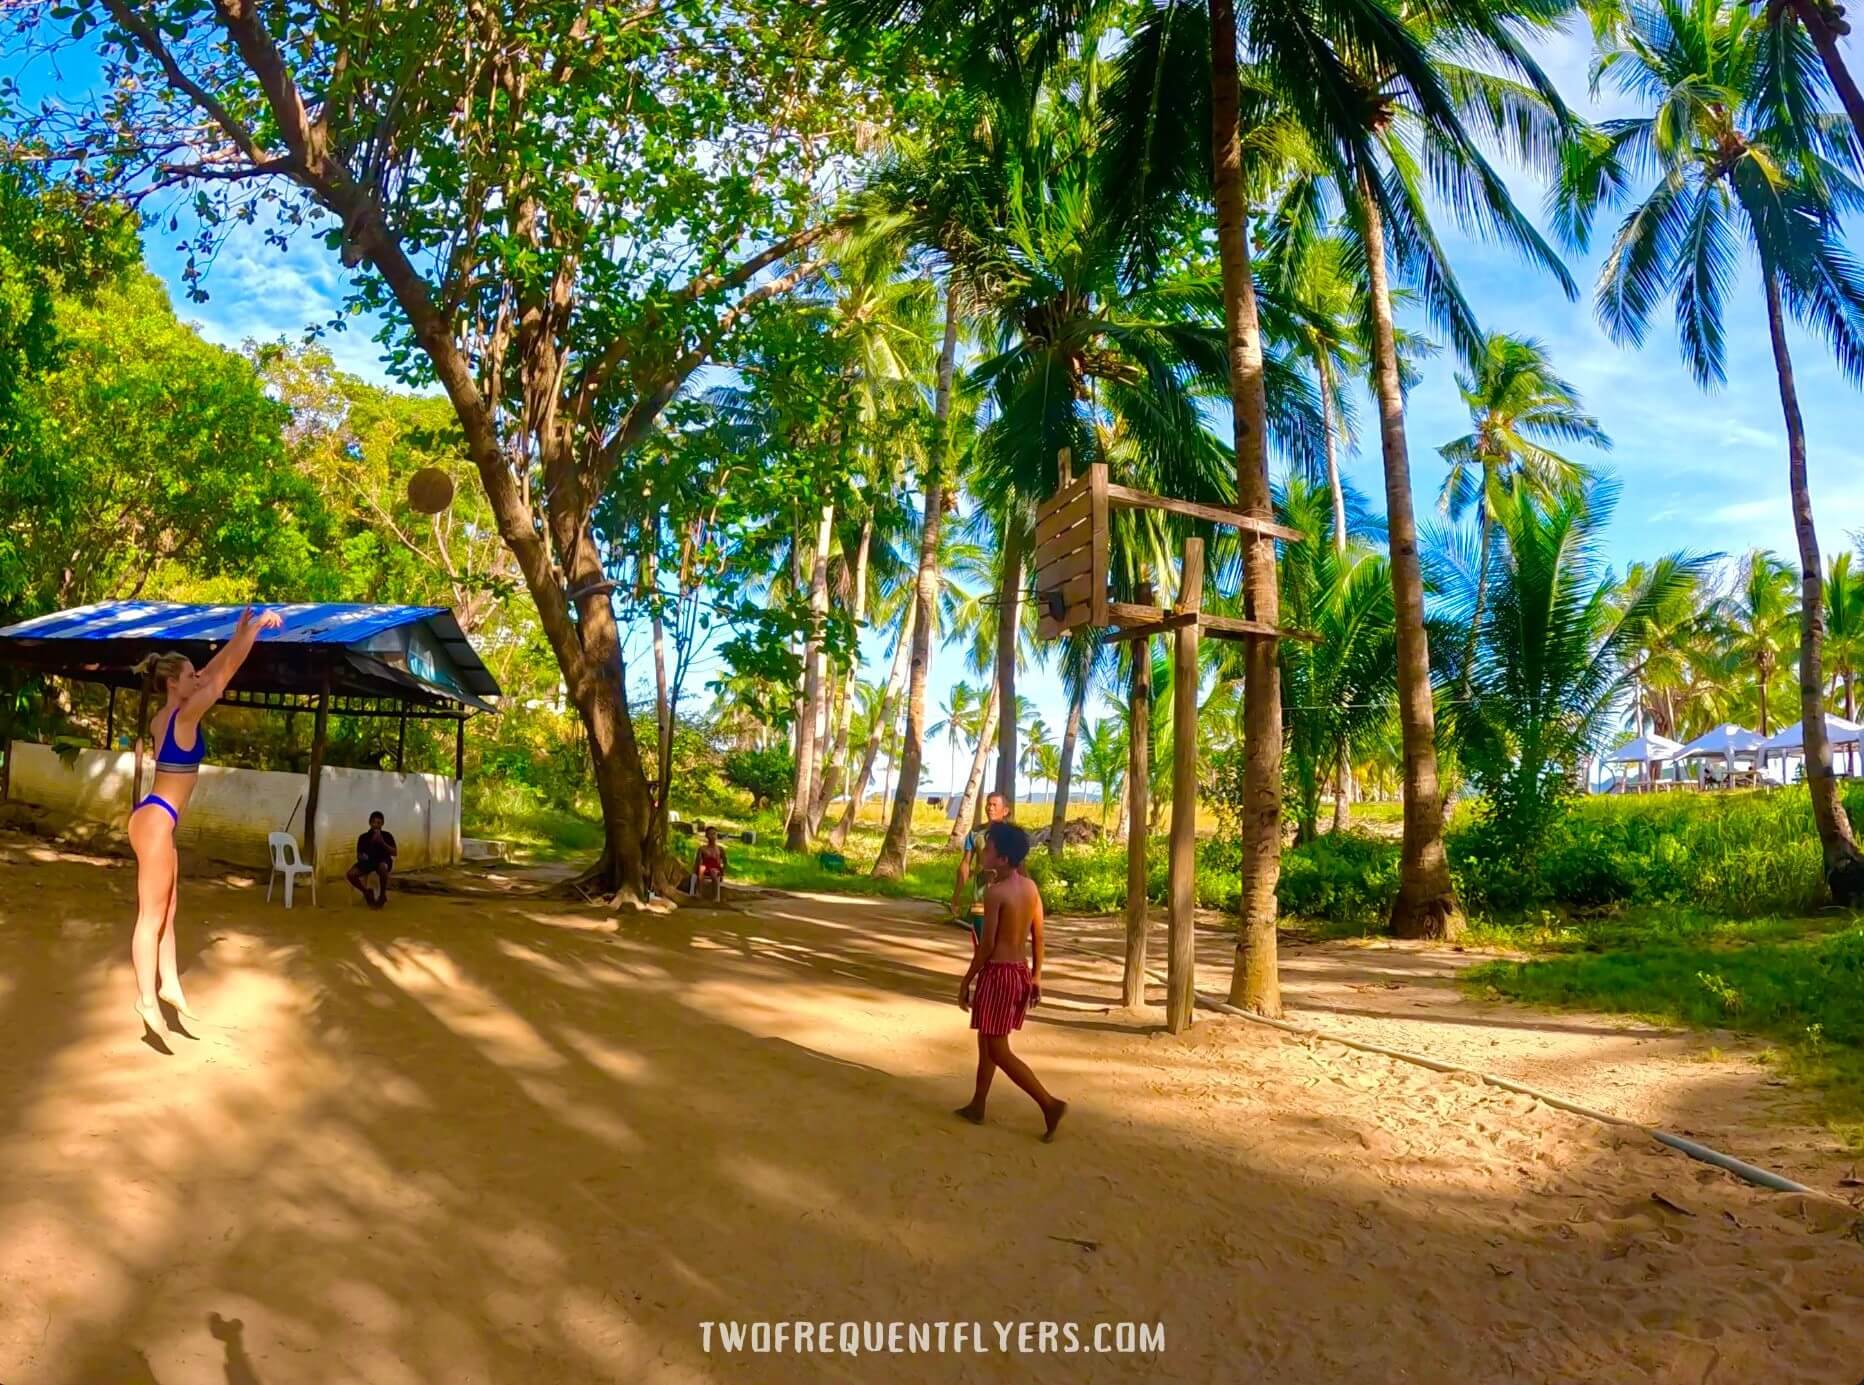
1275, 832, 1400, 922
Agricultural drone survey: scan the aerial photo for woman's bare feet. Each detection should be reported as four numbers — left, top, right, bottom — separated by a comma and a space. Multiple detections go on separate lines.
157, 987, 199, 1023
1041, 1100, 1068, 1143
954, 1103, 986, 1125
134, 998, 170, 1041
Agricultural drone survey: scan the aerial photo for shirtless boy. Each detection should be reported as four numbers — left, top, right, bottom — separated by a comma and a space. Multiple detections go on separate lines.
955, 821, 1067, 1140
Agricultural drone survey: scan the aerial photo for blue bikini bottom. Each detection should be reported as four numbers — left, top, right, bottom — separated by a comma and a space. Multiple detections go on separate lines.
136, 794, 180, 825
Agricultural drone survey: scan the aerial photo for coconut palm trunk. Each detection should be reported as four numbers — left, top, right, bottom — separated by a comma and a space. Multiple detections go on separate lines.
1361, 176, 1464, 940
993, 518, 1025, 806
1211, 0, 1284, 1015
946, 679, 1000, 850
810, 517, 872, 832
1319, 356, 1347, 556
1788, 0, 1864, 149
874, 288, 959, 879
1049, 676, 1087, 859
1763, 265, 1864, 896
829, 600, 917, 849
786, 501, 835, 851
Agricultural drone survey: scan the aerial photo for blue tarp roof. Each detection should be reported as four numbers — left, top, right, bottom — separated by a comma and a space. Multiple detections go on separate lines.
0, 602, 500, 712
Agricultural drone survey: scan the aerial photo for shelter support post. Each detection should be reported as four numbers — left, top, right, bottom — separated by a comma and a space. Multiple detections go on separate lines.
454, 714, 465, 782
304, 674, 331, 876
1167, 540, 1204, 1035
1122, 581, 1154, 1010
396, 699, 408, 774
105, 686, 117, 749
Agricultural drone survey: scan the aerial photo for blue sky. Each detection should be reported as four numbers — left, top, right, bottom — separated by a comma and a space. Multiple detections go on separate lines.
19, 20, 1864, 799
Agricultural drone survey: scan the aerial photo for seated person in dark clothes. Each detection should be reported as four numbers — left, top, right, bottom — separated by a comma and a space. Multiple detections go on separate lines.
346, 810, 398, 908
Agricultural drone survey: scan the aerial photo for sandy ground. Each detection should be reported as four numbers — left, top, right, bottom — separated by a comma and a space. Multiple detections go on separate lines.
2, 834, 1861, 1385
1065, 909, 1858, 1193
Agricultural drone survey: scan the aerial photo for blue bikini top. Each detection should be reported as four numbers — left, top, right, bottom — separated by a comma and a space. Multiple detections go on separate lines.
154, 710, 206, 774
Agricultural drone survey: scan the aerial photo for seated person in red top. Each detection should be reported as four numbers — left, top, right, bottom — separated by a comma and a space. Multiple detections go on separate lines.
346, 811, 397, 909
689, 826, 728, 898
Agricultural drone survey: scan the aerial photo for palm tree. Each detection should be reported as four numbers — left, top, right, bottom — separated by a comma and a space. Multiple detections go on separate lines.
1079, 717, 1128, 830
1020, 715, 1053, 804
931, 680, 978, 801
875, 283, 961, 879
1563, 0, 1864, 893
1268, 479, 1399, 843
1438, 332, 1610, 693
1454, 480, 1709, 841
1721, 550, 1800, 736
1048, 633, 1099, 857
1267, 0, 1580, 940
1826, 551, 1864, 718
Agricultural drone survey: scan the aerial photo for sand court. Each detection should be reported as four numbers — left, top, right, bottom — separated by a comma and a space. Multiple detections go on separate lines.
1, 834, 1860, 1384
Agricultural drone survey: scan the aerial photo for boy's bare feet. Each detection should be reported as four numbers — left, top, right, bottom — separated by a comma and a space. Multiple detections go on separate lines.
954, 1104, 985, 1125
1042, 1100, 1068, 1142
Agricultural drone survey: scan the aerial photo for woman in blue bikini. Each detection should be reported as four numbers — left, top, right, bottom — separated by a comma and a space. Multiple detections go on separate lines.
128, 606, 282, 1041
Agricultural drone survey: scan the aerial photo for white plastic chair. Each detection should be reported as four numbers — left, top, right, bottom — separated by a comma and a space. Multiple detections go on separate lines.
267, 832, 316, 908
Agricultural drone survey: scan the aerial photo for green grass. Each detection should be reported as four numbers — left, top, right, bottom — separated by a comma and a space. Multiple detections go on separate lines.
463, 782, 605, 863
1464, 909, 1864, 1149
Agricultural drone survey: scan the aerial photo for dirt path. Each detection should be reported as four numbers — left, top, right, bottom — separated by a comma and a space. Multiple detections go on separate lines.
1, 839, 1860, 1384
1051, 908, 1854, 1194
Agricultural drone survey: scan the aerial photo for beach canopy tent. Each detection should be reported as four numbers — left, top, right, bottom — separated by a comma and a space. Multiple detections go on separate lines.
0, 602, 499, 861
1675, 723, 1765, 781
1757, 713, 1863, 754
1604, 732, 1682, 788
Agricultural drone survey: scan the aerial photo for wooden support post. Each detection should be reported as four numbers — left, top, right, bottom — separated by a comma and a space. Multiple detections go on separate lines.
304, 674, 331, 884
1122, 581, 1154, 1010
396, 700, 409, 774
0, 731, 10, 804
1167, 539, 1204, 1035
105, 686, 117, 749
454, 714, 466, 782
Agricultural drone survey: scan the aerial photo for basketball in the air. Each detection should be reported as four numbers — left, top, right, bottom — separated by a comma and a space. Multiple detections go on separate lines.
407, 466, 456, 514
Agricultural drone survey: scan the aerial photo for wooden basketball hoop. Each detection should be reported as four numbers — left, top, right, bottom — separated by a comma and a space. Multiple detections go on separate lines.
407, 467, 456, 515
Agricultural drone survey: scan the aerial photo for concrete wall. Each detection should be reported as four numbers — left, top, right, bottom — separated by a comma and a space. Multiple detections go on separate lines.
4, 741, 461, 878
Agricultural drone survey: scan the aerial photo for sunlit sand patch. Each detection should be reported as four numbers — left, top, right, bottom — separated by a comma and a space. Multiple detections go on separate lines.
555, 1026, 653, 1085
494, 936, 600, 990
361, 940, 563, 1073
555, 1284, 709, 1384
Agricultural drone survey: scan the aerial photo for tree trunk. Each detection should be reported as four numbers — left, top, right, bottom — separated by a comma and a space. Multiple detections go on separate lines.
1122, 634, 1152, 1009
647, 515, 673, 841
1790, 0, 1864, 150
1764, 265, 1864, 898
1319, 354, 1347, 555
810, 517, 871, 832
1361, 175, 1464, 941
829, 602, 917, 850
1758, 659, 1770, 738
1460, 507, 1491, 701
994, 517, 1025, 805
1211, 0, 1285, 1015
1331, 754, 1352, 833
786, 501, 835, 851
1168, 540, 1205, 1034
873, 289, 958, 878
1049, 673, 1087, 859
947, 679, 999, 851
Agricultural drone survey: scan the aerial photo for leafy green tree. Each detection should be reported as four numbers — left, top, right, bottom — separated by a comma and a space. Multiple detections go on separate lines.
1720, 550, 1802, 737
1078, 716, 1127, 829
1825, 551, 1864, 718
25, 0, 898, 899
3, 267, 319, 618
1273, 480, 1399, 844
1452, 482, 1707, 852
1438, 332, 1609, 690
1562, 0, 1864, 891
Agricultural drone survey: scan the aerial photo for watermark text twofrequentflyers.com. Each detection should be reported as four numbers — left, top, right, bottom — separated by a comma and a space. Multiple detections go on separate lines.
699, 1321, 1165, 1356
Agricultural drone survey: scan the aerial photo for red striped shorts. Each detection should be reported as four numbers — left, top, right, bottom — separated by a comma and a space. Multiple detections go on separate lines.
970, 960, 1032, 1036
